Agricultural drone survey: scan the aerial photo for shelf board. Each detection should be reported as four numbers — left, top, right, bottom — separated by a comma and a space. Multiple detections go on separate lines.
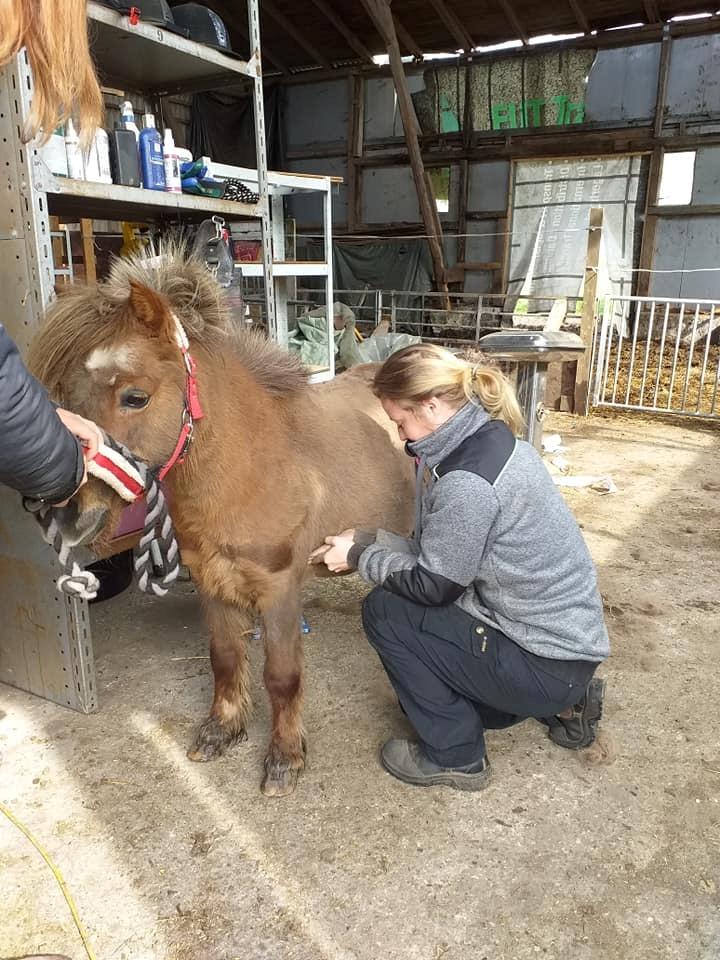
87, 0, 258, 95
42, 176, 262, 224
238, 261, 330, 277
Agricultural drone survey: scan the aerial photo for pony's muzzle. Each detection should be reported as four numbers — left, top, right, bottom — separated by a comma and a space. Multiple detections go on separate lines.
53, 500, 110, 548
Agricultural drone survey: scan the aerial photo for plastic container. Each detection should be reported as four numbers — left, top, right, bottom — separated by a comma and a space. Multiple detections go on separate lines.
139, 114, 166, 191
64, 118, 84, 180
109, 125, 141, 187
120, 100, 140, 141
85, 127, 112, 184
39, 125, 68, 177
162, 128, 182, 194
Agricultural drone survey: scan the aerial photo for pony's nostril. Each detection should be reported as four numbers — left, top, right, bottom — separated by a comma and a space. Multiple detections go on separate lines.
55, 505, 109, 547
53, 500, 79, 527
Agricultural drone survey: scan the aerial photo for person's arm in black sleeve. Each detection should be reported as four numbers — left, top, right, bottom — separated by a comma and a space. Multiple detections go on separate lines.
0, 324, 84, 503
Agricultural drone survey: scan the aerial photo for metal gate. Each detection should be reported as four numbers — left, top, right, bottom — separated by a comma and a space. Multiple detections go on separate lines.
591, 296, 720, 420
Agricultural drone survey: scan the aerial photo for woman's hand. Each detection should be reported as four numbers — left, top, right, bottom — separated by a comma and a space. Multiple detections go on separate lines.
56, 408, 103, 460
53, 409, 103, 505
309, 531, 356, 572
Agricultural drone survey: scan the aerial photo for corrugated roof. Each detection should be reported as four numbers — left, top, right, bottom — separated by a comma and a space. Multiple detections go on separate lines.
179, 1, 720, 73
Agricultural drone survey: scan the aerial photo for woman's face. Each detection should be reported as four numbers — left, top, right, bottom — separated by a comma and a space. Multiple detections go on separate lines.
381, 397, 456, 442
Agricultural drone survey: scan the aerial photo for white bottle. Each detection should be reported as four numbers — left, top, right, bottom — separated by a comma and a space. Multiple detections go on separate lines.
85, 127, 112, 184
163, 128, 182, 194
95, 128, 113, 183
64, 118, 84, 180
120, 100, 140, 141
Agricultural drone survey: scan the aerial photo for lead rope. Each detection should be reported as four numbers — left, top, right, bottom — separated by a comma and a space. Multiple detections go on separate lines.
25, 434, 181, 601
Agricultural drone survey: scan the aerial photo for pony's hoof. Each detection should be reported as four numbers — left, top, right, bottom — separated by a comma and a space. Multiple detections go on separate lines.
187, 717, 246, 762
261, 765, 300, 797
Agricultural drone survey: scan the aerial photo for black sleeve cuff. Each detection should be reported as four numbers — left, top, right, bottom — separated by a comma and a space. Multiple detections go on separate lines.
347, 542, 367, 570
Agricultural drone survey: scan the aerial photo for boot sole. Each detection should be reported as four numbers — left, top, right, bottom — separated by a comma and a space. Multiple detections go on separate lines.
380, 755, 493, 791
549, 677, 606, 750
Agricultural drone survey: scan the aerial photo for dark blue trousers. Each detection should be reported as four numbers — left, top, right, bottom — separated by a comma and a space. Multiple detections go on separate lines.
362, 586, 598, 768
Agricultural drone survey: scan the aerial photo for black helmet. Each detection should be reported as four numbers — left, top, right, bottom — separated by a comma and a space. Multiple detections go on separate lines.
171, 4, 235, 54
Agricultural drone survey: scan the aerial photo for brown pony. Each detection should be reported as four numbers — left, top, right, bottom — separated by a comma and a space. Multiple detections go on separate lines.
28, 251, 414, 797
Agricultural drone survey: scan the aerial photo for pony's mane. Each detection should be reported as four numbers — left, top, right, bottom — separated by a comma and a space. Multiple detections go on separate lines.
28, 246, 308, 400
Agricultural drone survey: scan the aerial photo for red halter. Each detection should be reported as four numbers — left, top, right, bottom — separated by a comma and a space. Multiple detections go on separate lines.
158, 315, 205, 482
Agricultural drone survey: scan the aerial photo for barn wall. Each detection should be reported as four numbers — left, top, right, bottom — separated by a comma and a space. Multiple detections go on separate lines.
278, 31, 720, 299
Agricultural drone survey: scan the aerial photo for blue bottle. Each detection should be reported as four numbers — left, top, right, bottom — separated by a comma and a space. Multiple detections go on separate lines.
139, 114, 166, 191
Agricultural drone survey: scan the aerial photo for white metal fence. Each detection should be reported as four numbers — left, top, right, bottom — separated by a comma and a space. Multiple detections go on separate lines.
591, 296, 720, 420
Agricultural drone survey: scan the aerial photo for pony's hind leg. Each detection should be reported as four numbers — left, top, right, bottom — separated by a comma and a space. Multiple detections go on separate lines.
187, 596, 253, 762
261, 590, 305, 797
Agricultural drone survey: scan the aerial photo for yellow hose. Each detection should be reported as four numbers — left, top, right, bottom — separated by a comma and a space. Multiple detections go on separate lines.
0, 800, 97, 960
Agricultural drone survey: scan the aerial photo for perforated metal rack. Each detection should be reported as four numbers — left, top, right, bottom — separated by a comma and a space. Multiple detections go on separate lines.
0, 0, 272, 712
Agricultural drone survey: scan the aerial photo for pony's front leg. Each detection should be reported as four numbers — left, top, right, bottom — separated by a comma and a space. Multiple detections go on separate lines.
187, 596, 253, 762
261, 591, 305, 797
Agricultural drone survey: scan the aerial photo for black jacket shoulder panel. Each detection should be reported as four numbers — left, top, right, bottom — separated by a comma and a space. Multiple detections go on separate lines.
433, 419, 516, 486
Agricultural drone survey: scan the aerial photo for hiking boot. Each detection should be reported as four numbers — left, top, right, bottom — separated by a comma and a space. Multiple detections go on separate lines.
380, 738, 492, 791
543, 677, 606, 750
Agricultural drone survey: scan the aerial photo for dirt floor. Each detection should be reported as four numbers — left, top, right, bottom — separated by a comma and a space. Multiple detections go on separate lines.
1, 411, 719, 960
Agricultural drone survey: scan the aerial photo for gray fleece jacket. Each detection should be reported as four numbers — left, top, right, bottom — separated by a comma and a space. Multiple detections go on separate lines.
354, 401, 610, 663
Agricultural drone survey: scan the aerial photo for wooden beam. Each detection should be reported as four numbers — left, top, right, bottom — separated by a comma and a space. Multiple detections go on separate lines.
393, 17, 424, 59
643, 0, 662, 23
347, 74, 365, 232
359, 0, 448, 293
262, 0, 331, 68
428, 0, 475, 52
574, 207, 603, 415
567, 0, 590, 34
648, 203, 720, 216
654, 25, 671, 138
636, 146, 662, 297
306, 0, 375, 63
498, 0, 529, 45
80, 219, 97, 285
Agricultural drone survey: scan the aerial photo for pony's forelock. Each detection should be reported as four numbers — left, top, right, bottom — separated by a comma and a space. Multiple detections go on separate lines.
28, 246, 308, 401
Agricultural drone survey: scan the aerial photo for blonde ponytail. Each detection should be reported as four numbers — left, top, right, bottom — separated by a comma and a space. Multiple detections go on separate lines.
468, 365, 525, 436
373, 342, 525, 436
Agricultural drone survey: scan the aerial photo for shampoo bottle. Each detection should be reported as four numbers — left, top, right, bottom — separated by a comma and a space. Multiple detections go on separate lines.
162, 128, 182, 194
120, 100, 140, 141
139, 114, 166, 191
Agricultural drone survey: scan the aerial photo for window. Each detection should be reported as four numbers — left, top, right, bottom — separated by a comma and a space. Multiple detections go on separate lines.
429, 166, 450, 213
657, 151, 696, 206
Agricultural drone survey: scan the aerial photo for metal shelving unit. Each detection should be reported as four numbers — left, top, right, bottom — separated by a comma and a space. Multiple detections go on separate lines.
199, 159, 336, 379
0, 0, 273, 713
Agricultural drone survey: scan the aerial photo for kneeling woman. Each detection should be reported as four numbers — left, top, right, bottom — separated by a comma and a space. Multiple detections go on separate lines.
314, 343, 609, 791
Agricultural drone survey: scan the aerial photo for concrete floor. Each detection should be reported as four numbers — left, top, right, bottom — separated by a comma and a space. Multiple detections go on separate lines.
1, 412, 719, 960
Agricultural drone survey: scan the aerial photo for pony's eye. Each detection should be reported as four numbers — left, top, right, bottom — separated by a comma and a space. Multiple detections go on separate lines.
121, 390, 150, 410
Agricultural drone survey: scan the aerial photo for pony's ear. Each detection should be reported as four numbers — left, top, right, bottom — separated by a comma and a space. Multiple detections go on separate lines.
128, 280, 174, 340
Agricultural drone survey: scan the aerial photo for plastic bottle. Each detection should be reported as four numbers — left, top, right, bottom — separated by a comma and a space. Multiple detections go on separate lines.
109, 125, 141, 187
95, 128, 112, 183
85, 127, 112, 184
162, 128, 182, 194
120, 100, 140, 141
64, 118, 84, 179
138, 114, 166, 191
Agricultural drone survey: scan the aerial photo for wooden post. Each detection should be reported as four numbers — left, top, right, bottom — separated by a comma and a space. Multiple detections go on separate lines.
637, 27, 671, 297
347, 73, 365, 233
574, 207, 603, 416
360, 0, 448, 295
80, 218, 97, 284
